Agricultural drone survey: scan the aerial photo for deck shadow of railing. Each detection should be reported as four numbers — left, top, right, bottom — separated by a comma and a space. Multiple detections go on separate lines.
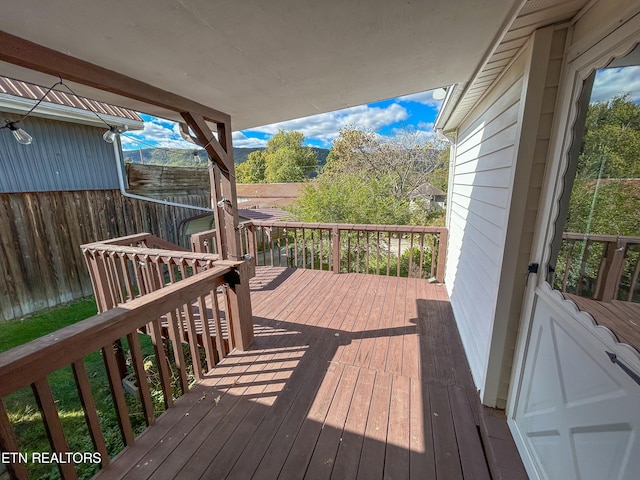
0, 269, 490, 479
90, 285, 482, 479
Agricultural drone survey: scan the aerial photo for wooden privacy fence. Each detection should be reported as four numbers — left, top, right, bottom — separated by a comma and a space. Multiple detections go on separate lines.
556, 232, 640, 302
192, 221, 448, 282
0, 262, 254, 479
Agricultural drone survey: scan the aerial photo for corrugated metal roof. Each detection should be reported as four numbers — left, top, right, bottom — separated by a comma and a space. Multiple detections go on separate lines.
0, 76, 143, 122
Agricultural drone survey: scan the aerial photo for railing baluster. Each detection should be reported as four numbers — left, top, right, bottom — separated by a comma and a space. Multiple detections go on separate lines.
397, 232, 402, 277
119, 252, 135, 302
387, 231, 392, 276
302, 228, 307, 269
409, 232, 414, 277
561, 240, 575, 292
419, 233, 425, 278
32, 378, 78, 480
293, 228, 299, 268
166, 310, 190, 395
183, 302, 203, 382
629, 254, 640, 302
376, 231, 381, 275
197, 294, 217, 372
0, 399, 31, 480
365, 231, 370, 274
102, 345, 135, 446
210, 289, 227, 360
148, 317, 174, 408
356, 230, 360, 274
269, 227, 275, 267
310, 229, 315, 270
72, 359, 109, 467
127, 332, 155, 426
277, 228, 283, 267
347, 230, 352, 272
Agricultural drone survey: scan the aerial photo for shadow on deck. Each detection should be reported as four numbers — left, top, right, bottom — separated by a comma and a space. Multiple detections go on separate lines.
95, 267, 524, 480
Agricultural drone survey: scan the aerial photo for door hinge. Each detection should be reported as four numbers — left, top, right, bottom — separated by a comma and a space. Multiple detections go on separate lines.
526, 263, 539, 286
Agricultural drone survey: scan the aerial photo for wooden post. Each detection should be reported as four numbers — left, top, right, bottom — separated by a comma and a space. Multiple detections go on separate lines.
181, 113, 242, 260
332, 226, 341, 273
595, 241, 627, 302
436, 228, 448, 283
221, 259, 255, 351
216, 120, 243, 259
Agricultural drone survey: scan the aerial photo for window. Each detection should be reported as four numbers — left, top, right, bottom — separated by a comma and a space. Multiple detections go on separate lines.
550, 49, 640, 351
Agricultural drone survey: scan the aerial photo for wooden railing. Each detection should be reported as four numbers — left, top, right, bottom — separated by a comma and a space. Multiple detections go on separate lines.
193, 221, 447, 282
556, 232, 640, 302
0, 263, 252, 479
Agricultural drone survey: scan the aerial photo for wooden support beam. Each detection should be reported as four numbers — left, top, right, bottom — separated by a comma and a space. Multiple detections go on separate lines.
180, 112, 230, 171
0, 31, 230, 124
182, 112, 242, 259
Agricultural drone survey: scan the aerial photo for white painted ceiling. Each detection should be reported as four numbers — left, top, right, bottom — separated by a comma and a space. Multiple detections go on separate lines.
0, 0, 520, 129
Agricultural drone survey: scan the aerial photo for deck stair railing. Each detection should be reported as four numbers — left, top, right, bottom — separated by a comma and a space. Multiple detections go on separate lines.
0, 258, 253, 479
192, 221, 448, 282
556, 232, 640, 302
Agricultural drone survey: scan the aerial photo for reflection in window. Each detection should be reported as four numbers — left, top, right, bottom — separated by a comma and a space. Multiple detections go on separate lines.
551, 62, 640, 350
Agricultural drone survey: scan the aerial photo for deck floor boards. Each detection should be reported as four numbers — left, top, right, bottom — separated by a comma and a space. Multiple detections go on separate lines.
95, 267, 496, 480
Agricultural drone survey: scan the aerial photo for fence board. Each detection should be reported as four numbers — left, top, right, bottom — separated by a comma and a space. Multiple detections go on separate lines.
0, 190, 207, 322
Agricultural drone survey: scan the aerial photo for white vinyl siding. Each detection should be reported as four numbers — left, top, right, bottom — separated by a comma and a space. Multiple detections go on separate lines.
446, 49, 527, 390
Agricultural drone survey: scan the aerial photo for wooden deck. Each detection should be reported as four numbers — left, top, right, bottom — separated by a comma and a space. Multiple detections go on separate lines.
94, 267, 517, 480
564, 293, 640, 351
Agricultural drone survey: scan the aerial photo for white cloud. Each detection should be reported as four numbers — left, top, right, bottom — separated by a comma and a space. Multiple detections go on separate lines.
232, 131, 269, 148
591, 66, 640, 102
397, 90, 443, 107
242, 103, 409, 145
122, 118, 195, 149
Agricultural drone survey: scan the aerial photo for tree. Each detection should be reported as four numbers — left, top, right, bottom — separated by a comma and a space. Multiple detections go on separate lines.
294, 127, 447, 224
236, 130, 318, 183
577, 94, 640, 180
236, 150, 266, 183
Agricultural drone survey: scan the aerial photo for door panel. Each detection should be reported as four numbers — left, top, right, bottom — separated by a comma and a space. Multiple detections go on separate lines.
514, 291, 640, 480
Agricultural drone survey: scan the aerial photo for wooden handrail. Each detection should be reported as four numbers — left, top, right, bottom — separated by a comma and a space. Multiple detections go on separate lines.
0, 266, 230, 398
0, 263, 255, 479
212, 220, 449, 282
558, 232, 640, 302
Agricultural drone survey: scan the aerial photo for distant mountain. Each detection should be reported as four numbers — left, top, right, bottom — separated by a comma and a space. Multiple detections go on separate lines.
122, 147, 330, 175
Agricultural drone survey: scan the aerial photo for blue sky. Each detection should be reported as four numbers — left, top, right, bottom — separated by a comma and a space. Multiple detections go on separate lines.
119, 66, 640, 152
120, 89, 443, 151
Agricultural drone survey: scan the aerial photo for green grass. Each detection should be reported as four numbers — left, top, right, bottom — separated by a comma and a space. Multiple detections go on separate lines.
0, 298, 98, 353
0, 298, 176, 480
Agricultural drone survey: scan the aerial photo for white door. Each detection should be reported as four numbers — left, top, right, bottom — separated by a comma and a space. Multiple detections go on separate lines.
509, 13, 640, 480
512, 286, 640, 479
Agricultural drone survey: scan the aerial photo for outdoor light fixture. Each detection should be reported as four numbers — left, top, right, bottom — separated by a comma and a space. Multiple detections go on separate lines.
5, 121, 33, 145
102, 126, 119, 143
102, 125, 128, 143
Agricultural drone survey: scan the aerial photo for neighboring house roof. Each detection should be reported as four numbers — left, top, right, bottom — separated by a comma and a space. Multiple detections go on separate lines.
238, 208, 290, 222
409, 183, 446, 198
238, 198, 297, 209
0, 76, 144, 129
236, 183, 305, 199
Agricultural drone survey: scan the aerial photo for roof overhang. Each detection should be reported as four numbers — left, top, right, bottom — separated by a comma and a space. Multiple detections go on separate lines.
0, 0, 522, 130
0, 93, 144, 130
436, 0, 593, 133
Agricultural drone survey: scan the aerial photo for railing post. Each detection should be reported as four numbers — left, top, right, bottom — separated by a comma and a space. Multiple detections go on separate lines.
595, 240, 627, 302
436, 228, 448, 283
222, 258, 255, 351
332, 226, 340, 273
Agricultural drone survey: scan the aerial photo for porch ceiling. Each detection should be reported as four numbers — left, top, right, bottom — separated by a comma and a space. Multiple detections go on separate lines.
0, 0, 519, 129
